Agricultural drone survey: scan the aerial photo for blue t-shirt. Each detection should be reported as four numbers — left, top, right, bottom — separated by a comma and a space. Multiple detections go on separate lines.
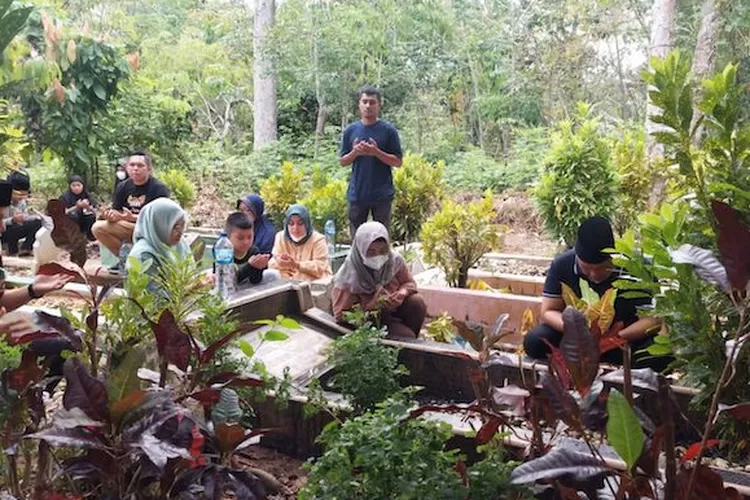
340, 120, 403, 203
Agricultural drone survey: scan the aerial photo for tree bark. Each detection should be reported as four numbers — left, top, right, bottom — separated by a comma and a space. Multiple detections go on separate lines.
690, 0, 721, 145
253, 0, 277, 150
646, 0, 677, 207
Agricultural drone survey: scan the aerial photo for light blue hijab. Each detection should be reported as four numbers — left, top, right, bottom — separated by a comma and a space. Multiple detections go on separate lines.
129, 198, 190, 266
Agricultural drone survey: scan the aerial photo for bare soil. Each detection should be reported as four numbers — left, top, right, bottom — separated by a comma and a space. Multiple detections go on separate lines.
190, 183, 233, 228
236, 447, 308, 498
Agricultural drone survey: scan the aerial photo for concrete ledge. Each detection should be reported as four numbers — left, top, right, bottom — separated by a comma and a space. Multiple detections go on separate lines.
482, 252, 553, 266
468, 270, 545, 296
419, 285, 541, 343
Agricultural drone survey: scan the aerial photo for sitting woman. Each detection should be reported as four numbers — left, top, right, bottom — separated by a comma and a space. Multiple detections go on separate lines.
60, 175, 97, 240
268, 204, 332, 281
3, 171, 42, 257
127, 198, 189, 283
237, 193, 276, 254
332, 222, 426, 338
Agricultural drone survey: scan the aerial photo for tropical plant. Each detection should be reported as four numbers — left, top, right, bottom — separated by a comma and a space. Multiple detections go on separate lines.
259, 161, 305, 227
0, 0, 32, 55
425, 312, 456, 344
300, 174, 348, 243
421, 191, 499, 288
535, 103, 618, 246
391, 153, 445, 243
160, 169, 196, 208
611, 127, 652, 235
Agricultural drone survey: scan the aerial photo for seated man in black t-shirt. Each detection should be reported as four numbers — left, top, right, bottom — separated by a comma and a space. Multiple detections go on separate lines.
523, 216, 668, 370
92, 151, 170, 258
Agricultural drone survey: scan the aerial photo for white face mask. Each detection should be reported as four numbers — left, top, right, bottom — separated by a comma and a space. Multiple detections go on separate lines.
116, 171, 127, 180
363, 254, 389, 270
290, 233, 305, 243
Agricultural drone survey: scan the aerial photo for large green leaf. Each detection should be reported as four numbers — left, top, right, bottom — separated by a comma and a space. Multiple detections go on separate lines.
0, 5, 32, 54
107, 347, 145, 405
606, 389, 645, 471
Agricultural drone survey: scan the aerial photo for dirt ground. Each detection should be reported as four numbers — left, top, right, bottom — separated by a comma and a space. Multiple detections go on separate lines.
236, 447, 308, 498
190, 183, 234, 228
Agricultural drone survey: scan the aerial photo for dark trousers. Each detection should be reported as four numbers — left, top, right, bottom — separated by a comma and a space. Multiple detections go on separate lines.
523, 323, 672, 372
380, 293, 427, 338
348, 201, 392, 237
3, 218, 43, 255
69, 211, 96, 240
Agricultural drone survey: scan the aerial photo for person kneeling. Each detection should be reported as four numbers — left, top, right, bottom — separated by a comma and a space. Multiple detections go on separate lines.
332, 221, 426, 338
223, 212, 277, 286
523, 216, 668, 371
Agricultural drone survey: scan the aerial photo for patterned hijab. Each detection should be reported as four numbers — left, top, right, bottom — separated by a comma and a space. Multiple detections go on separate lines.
333, 221, 404, 295
129, 198, 190, 264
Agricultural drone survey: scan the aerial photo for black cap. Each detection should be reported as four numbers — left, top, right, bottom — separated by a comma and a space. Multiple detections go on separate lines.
575, 216, 615, 264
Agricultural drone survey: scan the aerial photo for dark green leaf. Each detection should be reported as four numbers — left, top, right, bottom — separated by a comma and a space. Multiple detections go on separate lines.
607, 389, 645, 470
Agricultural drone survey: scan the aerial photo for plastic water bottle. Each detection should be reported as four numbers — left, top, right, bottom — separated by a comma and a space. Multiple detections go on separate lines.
324, 219, 336, 257
118, 243, 132, 276
213, 232, 235, 299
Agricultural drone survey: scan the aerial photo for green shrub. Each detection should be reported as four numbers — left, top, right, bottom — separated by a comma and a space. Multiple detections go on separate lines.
611, 128, 652, 235
421, 192, 499, 288
160, 169, 196, 208
301, 174, 349, 243
0, 338, 21, 373
28, 150, 69, 200
300, 397, 467, 500
467, 445, 533, 499
391, 153, 445, 243
534, 103, 617, 246
259, 161, 306, 227
326, 325, 407, 413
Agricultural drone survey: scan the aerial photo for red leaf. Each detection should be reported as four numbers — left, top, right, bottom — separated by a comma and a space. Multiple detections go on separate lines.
541, 372, 581, 428
8, 351, 44, 391
110, 390, 147, 426
722, 402, 750, 421
454, 461, 468, 486
36, 262, 86, 283
62, 358, 109, 423
476, 416, 502, 445
599, 336, 627, 354
681, 440, 723, 464
152, 310, 191, 371
542, 339, 571, 389
216, 423, 247, 453
188, 424, 204, 464
560, 307, 600, 396
201, 327, 244, 364
712, 200, 750, 290
47, 199, 88, 268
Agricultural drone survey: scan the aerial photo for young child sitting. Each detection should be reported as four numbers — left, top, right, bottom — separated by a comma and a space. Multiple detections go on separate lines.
3, 171, 42, 257
223, 212, 277, 286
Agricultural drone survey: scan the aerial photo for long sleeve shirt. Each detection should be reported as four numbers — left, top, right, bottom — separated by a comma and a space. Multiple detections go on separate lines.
331, 262, 418, 321
268, 231, 332, 281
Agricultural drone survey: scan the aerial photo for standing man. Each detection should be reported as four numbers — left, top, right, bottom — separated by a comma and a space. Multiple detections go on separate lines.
92, 151, 170, 260
339, 87, 403, 236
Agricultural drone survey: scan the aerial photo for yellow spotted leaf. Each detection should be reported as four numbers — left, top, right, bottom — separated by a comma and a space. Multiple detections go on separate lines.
520, 308, 535, 337
562, 283, 586, 311
596, 288, 617, 332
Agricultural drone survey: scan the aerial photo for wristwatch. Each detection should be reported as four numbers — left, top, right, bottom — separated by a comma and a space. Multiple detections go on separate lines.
28, 284, 42, 299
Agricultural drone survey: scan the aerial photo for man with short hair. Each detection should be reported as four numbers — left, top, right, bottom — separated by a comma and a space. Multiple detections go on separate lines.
339, 87, 403, 236
92, 151, 170, 257
523, 216, 667, 370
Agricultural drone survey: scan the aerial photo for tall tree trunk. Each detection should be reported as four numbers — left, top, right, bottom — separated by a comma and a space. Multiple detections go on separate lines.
691, 0, 721, 145
646, 0, 677, 207
253, 0, 277, 150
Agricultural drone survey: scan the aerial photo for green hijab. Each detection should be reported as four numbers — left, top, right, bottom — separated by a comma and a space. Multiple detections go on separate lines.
129, 198, 190, 265
283, 204, 314, 245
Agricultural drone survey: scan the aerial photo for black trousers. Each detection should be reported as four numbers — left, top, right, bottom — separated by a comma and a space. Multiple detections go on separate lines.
523, 323, 673, 372
348, 201, 392, 237
3, 218, 43, 254
69, 211, 96, 240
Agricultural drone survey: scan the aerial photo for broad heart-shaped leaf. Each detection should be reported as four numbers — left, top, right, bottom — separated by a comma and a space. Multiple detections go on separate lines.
36, 261, 86, 283
215, 422, 246, 453
561, 283, 586, 311
63, 358, 109, 423
670, 244, 732, 294
560, 307, 600, 396
263, 330, 289, 342
27, 427, 108, 450
47, 199, 88, 267
152, 309, 191, 371
712, 200, 750, 290
510, 445, 610, 485
211, 388, 243, 426
107, 347, 144, 404
606, 389, 645, 471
